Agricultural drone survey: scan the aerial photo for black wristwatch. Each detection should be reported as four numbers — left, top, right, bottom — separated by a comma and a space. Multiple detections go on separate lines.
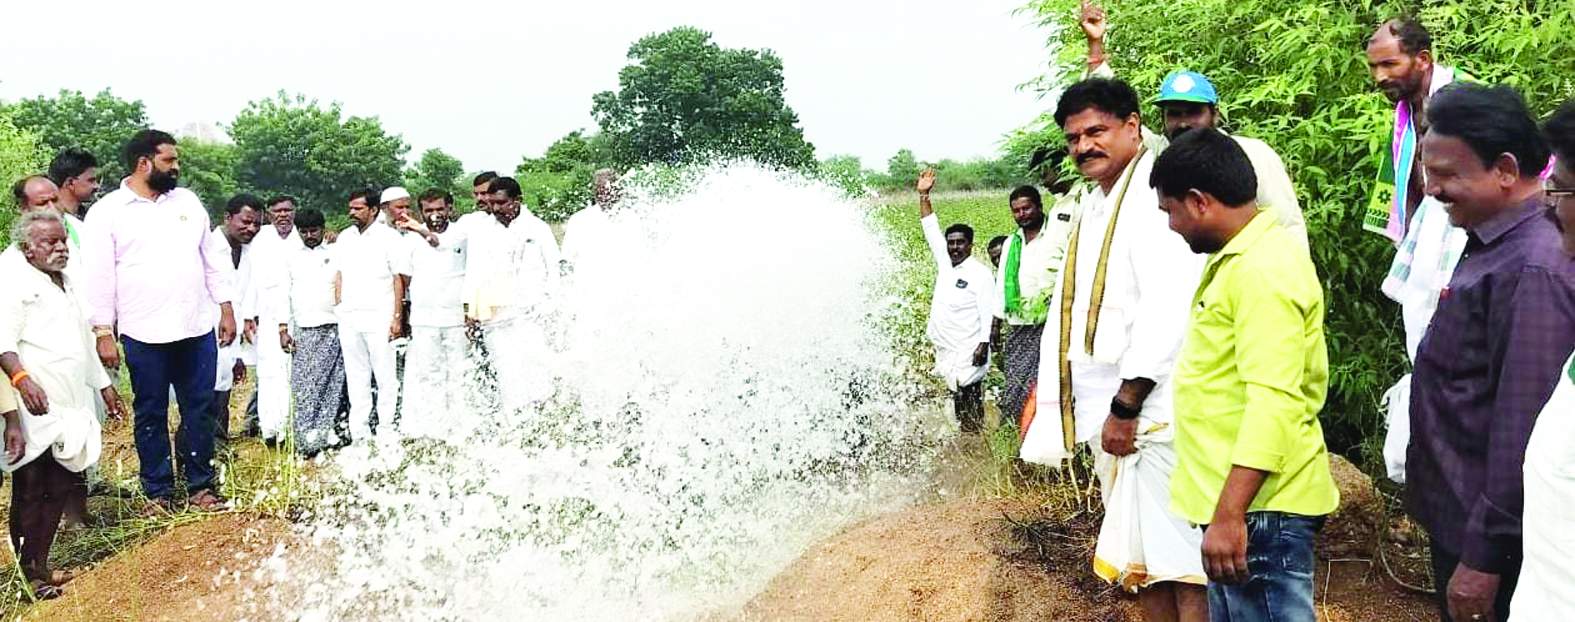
1110, 397, 1141, 420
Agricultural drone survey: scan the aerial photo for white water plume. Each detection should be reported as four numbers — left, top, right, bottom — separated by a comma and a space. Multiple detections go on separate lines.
277, 164, 948, 621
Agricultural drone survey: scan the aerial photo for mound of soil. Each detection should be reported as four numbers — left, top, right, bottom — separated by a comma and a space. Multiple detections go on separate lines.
24, 514, 295, 622
745, 456, 1436, 622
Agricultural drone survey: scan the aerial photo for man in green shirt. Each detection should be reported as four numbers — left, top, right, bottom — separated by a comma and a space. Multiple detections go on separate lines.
1155, 128, 1338, 622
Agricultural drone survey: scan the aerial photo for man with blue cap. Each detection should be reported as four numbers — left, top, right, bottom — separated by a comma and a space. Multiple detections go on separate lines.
1081, 0, 1305, 246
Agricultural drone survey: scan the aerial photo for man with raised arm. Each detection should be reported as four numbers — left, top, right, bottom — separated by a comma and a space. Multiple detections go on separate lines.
915, 169, 995, 433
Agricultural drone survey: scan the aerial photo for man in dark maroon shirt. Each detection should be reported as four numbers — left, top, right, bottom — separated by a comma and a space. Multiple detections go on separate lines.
1407, 83, 1575, 622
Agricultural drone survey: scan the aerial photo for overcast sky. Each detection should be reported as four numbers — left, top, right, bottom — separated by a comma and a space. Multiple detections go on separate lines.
0, 0, 1056, 174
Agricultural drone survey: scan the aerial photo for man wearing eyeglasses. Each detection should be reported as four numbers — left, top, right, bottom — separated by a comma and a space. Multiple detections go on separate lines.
1511, 100, 1575, 619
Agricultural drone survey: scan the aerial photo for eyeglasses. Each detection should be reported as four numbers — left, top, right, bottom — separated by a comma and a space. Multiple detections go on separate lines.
1544, 185, 1575, 210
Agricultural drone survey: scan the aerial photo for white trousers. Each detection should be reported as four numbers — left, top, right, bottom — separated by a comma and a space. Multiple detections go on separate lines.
482, 318, 552, 415
255, 316, 292, 440
400, 325, 472, 441
339, 325, 399, 442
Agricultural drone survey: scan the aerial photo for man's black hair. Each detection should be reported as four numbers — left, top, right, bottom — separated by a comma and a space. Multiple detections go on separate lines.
122, 129, 177, 171
987, 235, 1008, 249
419, 188, 454, 205
266, 195, 298, 209
1376, 17, 1432, 55
294, 207, 326, 229
1009, 185, 1043, 209
348, 187, 379, 206
473, 171, 498, 187
1542, 99, 1575, 162
1429, 83, 1550, 177
47, 148, 98, 186
1148, 128, 1258, 206
225, 193, 265, 217
487, 176, 523, 200
945, 223, 975, 243
1054, 78, 1141, 128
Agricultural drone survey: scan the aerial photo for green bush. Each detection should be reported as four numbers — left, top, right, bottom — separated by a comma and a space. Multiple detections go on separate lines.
1020, 0, 1575, 458
0, 112, 48, 249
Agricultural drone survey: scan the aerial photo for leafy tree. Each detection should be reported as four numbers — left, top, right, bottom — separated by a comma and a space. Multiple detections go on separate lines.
885, 149, 921, 187
818, 154, 869, 195
1023, 0, 1575, 457
592, 26, 816, 170
1, 89, 149, 182
0, 112, 48, 247
229, 93, 408, 214
179, 139, 241, 213
516, 130, 614, 222
404, 148, 466, 200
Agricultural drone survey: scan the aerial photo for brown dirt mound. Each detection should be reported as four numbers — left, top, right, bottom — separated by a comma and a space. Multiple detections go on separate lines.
22, 514, 296, 621
742, 499, 1141, 622
744, 459, 1437, 622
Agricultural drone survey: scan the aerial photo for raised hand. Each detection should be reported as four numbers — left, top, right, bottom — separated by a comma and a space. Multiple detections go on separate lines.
917, 169, 937, 195
1080, 0, 1107, 43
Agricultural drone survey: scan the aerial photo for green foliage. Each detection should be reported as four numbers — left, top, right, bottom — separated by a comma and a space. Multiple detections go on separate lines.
863, 148, 1037, 194
817, 154, 869, 196
178, 139, 241, 213
229, 92, 409, 215
592, 26, 817, 170
1021, 0, 1575, 456
516, 130, 614, 222
885, 149, 922, 187
0, 112, 48, 248
0, 89, 148, 182
404, 148, 466, 203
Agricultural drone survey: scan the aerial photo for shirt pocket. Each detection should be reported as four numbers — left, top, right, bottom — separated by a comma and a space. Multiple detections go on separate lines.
1089, 300, 1131, 365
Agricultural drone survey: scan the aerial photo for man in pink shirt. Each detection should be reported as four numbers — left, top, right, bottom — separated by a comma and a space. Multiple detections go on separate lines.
81, 129, 237, 514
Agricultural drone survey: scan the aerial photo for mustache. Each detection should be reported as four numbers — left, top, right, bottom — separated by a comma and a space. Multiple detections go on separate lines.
1076, 151, 1108, 165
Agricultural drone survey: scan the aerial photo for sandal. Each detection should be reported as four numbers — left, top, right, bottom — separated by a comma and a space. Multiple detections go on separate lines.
46, 569, 78, 586
186, 489, 230, 512
28, 580, 62, 601
141, 497, 175, 518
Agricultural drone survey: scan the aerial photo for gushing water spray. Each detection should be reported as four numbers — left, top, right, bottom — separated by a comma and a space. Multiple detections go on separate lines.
276, 164, 948, 621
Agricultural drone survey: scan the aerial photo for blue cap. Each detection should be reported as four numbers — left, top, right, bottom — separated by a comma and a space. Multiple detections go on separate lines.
1155, 70, 1219, 105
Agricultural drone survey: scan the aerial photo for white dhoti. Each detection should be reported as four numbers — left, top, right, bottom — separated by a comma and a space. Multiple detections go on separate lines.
255, 313, 292, 440
400, 325, 474, 441
339, 325, 399, 441
482, 317, 553, 416
1, 402, 102, 474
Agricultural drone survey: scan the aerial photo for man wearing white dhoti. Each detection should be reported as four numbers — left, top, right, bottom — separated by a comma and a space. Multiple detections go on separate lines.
464, 177, 559, 415
248, 195, 305, 442
915, 169, 995, 433
1020, 77, 1207, 622
395, 189, 474, 440
0, 211, 126, 600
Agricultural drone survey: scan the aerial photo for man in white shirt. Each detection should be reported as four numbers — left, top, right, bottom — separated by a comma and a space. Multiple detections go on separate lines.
335, 188, 410, 441
245, 195, 304, 441
0, 211, 126, 599
561, 168, 620, 272
465, 176, 560, 414
206, 195, 262, 444
394, 189, 472, 440
914, 170, 995, 433
995, 183, 1074, 428
1023, 77, 1207, 621
82, 129, 236, 513
276, 208, 346, 457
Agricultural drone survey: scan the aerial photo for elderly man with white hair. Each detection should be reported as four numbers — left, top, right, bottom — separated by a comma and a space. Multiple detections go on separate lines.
0, 210, 126, 600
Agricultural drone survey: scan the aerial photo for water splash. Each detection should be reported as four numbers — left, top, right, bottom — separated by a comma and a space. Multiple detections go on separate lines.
281, 164, 948, 621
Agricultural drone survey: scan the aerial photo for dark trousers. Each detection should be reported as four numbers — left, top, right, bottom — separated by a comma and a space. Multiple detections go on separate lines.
1430, 543, 1521, 622
123, 332, 218, 500
213, 390, 232, 440
954, 382, 983, 433
9, 458, 74, 581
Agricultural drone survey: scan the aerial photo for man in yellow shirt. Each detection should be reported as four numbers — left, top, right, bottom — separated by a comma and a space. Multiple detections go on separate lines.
1156, 128, 1338, 622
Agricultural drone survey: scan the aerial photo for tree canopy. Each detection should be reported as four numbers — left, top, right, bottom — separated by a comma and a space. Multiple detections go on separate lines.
229, 93, 408, 214
592, 26, 816, 170
1, 89, 148, 183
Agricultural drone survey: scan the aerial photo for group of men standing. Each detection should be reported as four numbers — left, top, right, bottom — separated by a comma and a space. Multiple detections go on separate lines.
0, 125, 622, 599
920, 5, 1575, 622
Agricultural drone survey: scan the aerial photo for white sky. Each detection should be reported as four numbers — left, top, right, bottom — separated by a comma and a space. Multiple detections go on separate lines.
0, 0, 1055, 173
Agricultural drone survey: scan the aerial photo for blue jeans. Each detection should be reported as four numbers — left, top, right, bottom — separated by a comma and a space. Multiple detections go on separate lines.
122, 332, 218, 500
1207, 511, 1323, 622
